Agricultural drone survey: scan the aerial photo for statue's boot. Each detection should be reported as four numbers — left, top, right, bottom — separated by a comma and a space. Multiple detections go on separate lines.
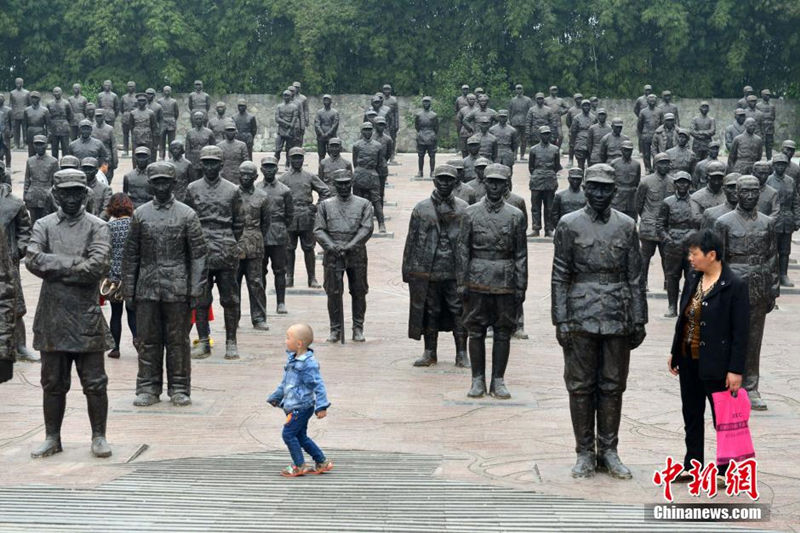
748, 389, 767, 411
489, 336, 511, 399
275, 275, 288, 313
190, 339, 211, 359
31, 394, 65, 458
413, 333, 437, 366
223, 307, 240, 360
569, 393, 595, 478
326, 293, 343, 342
454, 333, 469, 368
780, 255, 794, 287
467, 337, 486, 398
191, 306, 212, 359
664, 278, 679, 317
596, 393, 632, 479
15, 321, 39, 362
352, 294, 366, 342
87, 393, 112, 458
304, 250, 320, 288
286, 248, 295, 287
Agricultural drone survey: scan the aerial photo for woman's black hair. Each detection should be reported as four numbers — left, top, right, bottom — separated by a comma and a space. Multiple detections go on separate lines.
685, 229, 723, 261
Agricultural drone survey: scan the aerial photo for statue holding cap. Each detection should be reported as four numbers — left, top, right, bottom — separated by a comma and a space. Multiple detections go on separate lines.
208, 101, 228, 142
403, 164, 469, 367
188, 80, 211, 125
489, 110, 518, 168
167, 140, 196, 202
27, 167, 114, 459
725, 109, 747, 152
651, 112, 678, 158
233, 99, 257, 160
318, 138, 352, 186
352, 122, 387, 233
692, 140, 721, 189
599, 117, 629, 163
509, 85, 532, 160
633, 84, 653, 117
24, 135, 59, 223
128, 93, 158, 161
92, 108, 118, 184
124, 146, 154, 209
766, 154, 800, 287
727, 118, 763, 174
456, 94, 477, 156
157, 86, 179, 159
665, 128, 697, 178
184, 111, 216, 174
690, 160, 726, 218
445, 159, 477, 204
314, 168, 374, 343
219, 120, 249, 185
97, 80, 120, 126
120, 81, 138, 155
81, 157, 111, 219
23, 92, 49, 157
757, 90, 776, 159
46, 87, 73, 159
10, 78, 30, 149
657, 90, 679, 126
689, 101, 715, 162
552, 162, 647, 479
314, 95, 340, 160
526, 92, 560, 151
657, 170, 698, 317
259, 155, 293, 314
280, 147, 330, 287
636, 94, 661, 172
414, 96, 439, 178
124, 160, 207, 408
701, 171, 740, 229
275, 91, 299, 167
528, 125, 562, 236
552, 168, 587, 227
234, 161, 270, 330
458, 164, 527, 399
586, 108, 611, 166
714, 175, 778, 410
609, 140, 641, 221
737, 85, 755, 109
636, 152, 674, 291
185, 145, 245, 360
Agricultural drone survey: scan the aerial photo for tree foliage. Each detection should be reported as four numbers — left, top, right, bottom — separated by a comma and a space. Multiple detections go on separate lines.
3, 0, 799, 100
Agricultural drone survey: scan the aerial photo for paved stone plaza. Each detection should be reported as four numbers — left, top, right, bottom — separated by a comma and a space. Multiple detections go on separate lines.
0, 150, 797, 531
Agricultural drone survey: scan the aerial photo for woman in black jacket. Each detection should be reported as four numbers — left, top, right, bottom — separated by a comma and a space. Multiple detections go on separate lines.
669, 229, 749, 478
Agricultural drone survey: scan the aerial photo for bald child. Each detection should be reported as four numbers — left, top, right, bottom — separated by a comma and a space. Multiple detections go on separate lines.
268, 323, 333, 477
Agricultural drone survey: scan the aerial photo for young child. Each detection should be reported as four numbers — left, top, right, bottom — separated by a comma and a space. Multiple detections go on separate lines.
268, 323, 333, 477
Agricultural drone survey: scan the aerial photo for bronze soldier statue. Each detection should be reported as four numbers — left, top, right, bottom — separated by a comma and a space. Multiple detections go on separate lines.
46, 87, 73, 159
292, 82, 310, 147
314, 169, 374, 343
665, 128, 697, 178
235, 161, 270, 330
23, 92, 49, 157
689, 101, 715, 161
27, 168, 113, 459
219, 121, 249, 185
457, 94, 477, 156
9, 77, 30, 149
314, 95, 339, 161
81, 157, 111, 219
609, 140, 641, 221
120, 81, 137, 155
184, 111, 216, 175
633, 84, 653, 117
599, 117, 629, 163
552, 163, 647, 479
658, 90, 679, 126
690, 160, 726, 219
757, 89, 776, 159
714, 175, 779, 411
0, 95, 11, 167
586, 108, 611, 166
528, 126, 561, 236
657, 171, 698, 317
125, 161, 207, 407
458, 166, 527, 399
489, 110, 519, 168
145, 88, 163, 161
446, 159, 477, 205
158, 86, 179, 159
692, 140, 721, 190
259, 156, 293, 314
414, 96, 439, 178
188, 80, 211, 125
364, 93, 394, 135
208, 101, 228, 142
651, 112, 679, 158
463, 137, 483, 182
743, 95, 761, 134
185, 145, 245, 360
636, 152, 674, 291
701, 172, 740, 229
128, 93, 158, 160
509, 84, 532, 160
465, 93, 498, 135
545, 85, 570, 125
565, 93, 585, 167
404, 164, 469, 367
168, 140, 196, 203
728, 118, 763, 174
552, 168, 587, 226
67, 119, 108, 170
736, 85, 754, 109
24, 135, 59, 224
373, 116, 393, 205
0, 222, 18, 384
753, 161, 779, 217
725, 109, 747, 153
352, 122, 387, 233
766, 154, 800, 287
318, 138, 352, 186
455, 84, 470, 112
381, 84, 400, 163
275, 90, 299, 167
92, 109, 118, 184
67, 84, 88, 141
781, 140, 800, 181
96, 80, 120, 127
234, 98, 257, 161
124, 146, 153, 209
280, 147, 330, 287
637, 94, 661, 172
474, 115, 498, 162
526, 92, 559, 153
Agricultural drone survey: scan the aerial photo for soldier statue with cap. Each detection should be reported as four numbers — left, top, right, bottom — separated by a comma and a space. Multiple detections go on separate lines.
144, 89, 163, 160
81, 157, 111, 219
462, 135, 483, 182
23, 92, 49, 157
465, 93, 498, 135
692, 140, 721, 190
725, 109, 747, 153
128, 92, 158, 160
27, 168, 113, 459
68, 118, 108, 169
637, 94, 661, 172
609, 140, 641, 221
757, 90, 776, 159
753, 161, 778, 217
318, 138, 352, 186
737, 85, 755, 109
291, 82, 309, 147
91, 108, 117, 183
714, 175, 778, 411
743, 95, 761, 134
184, 111, 216, 175
553, 168, 587, 226
701, 172, 740, 229
124, 161, 207, 407
446, 159, 477, 205
259, 156, 293, 314
728, 118, 764, 175
364, 93, 394, 134
571, 99, 596, 170
414, 96, 439, 178
455, 84, 470, 112
188, 80, 211, 125
233, 99, 257, 161
275, 90, 299, 167
474, 115, 498, 162
314, 169, 374, 343
489, 110, 519, 168
9, 78, 30, 150
545, 85, 570, 124
689, 101, 715, 161
651, 112, 679, 157
766, 154, 800, 287
314, 95, 340, 160
657, 171, 698, 317
120, 81, 137, 154
208, 101, 228, 142
690, 160, 726, 219
528, 125, 561, 236
586, 108, 611, 166
665, 128, 697, 178
235, 161, 270, 330
458, 165, 527, 399
526, 92, 559, 153
185, 145, 245, 360
599, 118, 628, 163
157, 86, 179, 159
658, 90, 679, 125
552, 163, 647, 479
167, 140, 196, 202
508, 85, 532, 160
24, 135, 59, 224
46, 87, 73, 159
96, 80, 120, 127
633, 84, 653, 117
219, 120, 249, 185
381, 84, 399, 163
124, 146, 154, 209
373, 116, 393, 205
352, 122, 387, 233
280, 147, 330, 287
404, 164, 469, 367
636, 152, 674, 291
780, 140, 800, 181
456, 93, 477, 157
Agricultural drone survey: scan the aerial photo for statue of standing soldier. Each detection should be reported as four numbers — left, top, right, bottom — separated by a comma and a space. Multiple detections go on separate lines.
24, 135, 59, 224
509, 84, 532, 161
689, 101, 715, 162
120, 81, 137, 155
128, 93, 158, 160
352, 122, 387, 233
184, 111, 216, 176
259, 156, 293, 314
527, 126, 562, 236
188, 80, 211, 125
414, 96, 438, 178
157, 86, 179, 160
275, 90, 299, 167
92, 109, 118, 184
766, 154, 800, 287
46, 87, 73, 159
96, 80, 120, 128
609, 140, 641, 221
234, 99, 257, 161
9, 78, 30, 149
23, 92, 49, 157
636, 152, 674, 291
489, 110, 519, 169
314, 95, 339, 161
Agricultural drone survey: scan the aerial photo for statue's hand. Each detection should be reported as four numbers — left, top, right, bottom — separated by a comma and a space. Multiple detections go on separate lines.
555, 323, 571, 347
630, 324, 647, 349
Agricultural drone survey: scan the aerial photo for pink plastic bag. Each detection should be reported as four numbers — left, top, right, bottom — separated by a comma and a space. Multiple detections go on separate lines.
712, 389, 755, 467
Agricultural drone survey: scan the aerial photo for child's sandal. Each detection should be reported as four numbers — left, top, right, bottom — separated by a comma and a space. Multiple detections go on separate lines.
309, 459, 334, 474
281, 464, 309, 477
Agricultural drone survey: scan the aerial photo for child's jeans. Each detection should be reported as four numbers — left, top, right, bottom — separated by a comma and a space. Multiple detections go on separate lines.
282, 406, 326, 467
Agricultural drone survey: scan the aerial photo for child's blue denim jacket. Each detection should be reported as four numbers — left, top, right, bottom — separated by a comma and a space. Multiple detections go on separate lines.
267, 349, 330, 414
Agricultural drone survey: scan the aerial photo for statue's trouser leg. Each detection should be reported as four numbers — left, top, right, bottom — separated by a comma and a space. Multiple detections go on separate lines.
541, 190, 555, 234
428, 147, 436, 175
439, 279, 466, 354
764, 134, 773, 160
296, 230, 317, 284
664, 251, 684, 311
324, 266, 343, 337
378, 173, 388, 206
264, 246, 287, 305
778, 232, 792, 277
417, 152, 425, 175
491, 330, 511, 380
122, 122, 131, 153
563, 334, 601, 456
594, 336, 630, 456
238, 257, 267, 325
74, 351, 109, 439
135, 300, 164, 397
216, 268, 241, 343
639, 239, 660, 291
40, 352, 70, 440
515, 126, 526, 158
743, 303, 768, 398
468, 335, 486, 379
317, 140, 327, 162
530, 190, 543, 231
161, 302, 191, 397
347, 262, 368, 332
286, 231, 299, 283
